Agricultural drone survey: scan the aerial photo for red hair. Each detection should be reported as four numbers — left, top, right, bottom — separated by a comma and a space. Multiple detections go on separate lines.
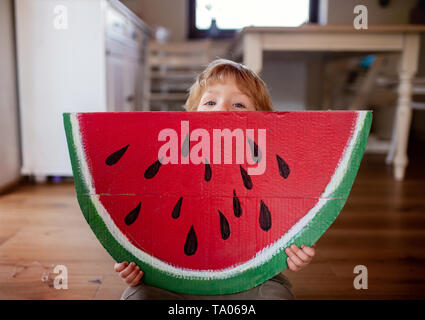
185, 59, 274, 111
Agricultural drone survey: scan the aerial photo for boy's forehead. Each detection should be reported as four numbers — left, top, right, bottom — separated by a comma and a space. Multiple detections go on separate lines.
204, 80, 248, 96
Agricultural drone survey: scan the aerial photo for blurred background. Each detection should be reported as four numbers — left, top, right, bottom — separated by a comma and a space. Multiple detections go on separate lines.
0, 0, 424, 299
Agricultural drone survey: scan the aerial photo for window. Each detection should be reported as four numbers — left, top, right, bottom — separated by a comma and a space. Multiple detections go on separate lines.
188, 0, 318, 39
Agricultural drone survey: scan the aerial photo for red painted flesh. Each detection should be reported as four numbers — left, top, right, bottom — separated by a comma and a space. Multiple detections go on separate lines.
78, 112, 357, 270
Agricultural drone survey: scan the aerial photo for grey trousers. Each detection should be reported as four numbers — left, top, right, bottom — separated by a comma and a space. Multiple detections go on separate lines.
121, 273, 295, 300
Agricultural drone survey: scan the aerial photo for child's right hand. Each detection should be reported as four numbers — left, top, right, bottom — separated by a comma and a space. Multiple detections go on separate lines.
114, 261, 144, 286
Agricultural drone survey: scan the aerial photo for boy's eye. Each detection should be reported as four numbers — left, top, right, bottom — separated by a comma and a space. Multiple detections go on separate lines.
205, 101, 216, 106
233, 103, 246, 108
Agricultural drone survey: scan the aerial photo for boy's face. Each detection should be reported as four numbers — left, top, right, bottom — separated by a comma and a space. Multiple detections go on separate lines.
197, 76, 256, 112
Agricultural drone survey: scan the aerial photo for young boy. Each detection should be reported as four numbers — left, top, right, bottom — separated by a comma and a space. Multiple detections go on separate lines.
114, 59, 316, 300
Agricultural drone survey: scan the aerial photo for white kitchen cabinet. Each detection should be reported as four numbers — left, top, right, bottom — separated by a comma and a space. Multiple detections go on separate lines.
15, 0, 150, 177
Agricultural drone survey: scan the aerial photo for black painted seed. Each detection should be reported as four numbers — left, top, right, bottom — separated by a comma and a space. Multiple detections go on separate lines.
247, 137, 262, 163
239, 165, 253, 190
259, 200, 272, 231
105, 144, 129, 166
144, 160, 162, 179
181, 134, 190, 157
124, 202, 141, 226
218, 210, 230, 240
233, 190, 242, 218
276, 154, 290, 179
184, 226, 197, 256
204, 162, 212, 182
172, 197, 183, 219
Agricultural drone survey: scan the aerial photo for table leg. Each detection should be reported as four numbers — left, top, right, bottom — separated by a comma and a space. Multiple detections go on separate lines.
243, 34, 263, 74
393, 34, 420, 181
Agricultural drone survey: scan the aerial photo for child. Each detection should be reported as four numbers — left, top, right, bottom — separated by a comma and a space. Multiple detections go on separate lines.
114, 59, 316, 300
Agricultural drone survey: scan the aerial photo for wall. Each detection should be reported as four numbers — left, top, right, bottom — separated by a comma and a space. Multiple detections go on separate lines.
260, 50, 327, 110
121, 0, 187, 40
0, 0, 21, 191
323, 0, 417, 25
261, 52, 310, 110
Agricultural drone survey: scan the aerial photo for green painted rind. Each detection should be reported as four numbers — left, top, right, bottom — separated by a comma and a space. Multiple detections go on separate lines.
64, 113, 90, 223
63, 112, 372, 295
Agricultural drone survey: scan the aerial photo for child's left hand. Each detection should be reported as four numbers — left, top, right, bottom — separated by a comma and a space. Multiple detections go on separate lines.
285, 244, 316, 272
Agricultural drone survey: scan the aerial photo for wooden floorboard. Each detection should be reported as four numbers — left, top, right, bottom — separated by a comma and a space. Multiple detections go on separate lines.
0, 182, 127, 300
284, 151, 425, 300
0, 152, 424, 299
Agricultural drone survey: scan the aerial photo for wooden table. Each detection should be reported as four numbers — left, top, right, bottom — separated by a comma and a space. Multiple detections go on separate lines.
228, 25, 425, 181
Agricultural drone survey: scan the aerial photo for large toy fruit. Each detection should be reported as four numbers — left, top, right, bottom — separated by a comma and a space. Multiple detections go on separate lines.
64, 111, 371, 294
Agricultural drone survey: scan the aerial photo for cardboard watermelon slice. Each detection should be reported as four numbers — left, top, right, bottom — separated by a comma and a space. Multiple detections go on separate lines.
63, 111, 371, 295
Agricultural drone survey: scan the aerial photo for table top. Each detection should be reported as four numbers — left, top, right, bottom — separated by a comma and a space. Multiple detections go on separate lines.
228, 24, 425, 57
239, 24, 425, 34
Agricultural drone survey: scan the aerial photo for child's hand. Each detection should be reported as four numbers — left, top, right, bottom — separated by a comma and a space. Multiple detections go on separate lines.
114, 261, 144, 286
285, 244, 316, 272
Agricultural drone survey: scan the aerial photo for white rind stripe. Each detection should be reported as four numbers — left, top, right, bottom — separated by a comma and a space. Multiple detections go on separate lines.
323, 111, 366, 197
70, 112, 366, 280
71, 114, 95, 195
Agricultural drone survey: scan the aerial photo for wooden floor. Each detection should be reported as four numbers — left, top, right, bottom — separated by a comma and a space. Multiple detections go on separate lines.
1, 152, 425, 299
